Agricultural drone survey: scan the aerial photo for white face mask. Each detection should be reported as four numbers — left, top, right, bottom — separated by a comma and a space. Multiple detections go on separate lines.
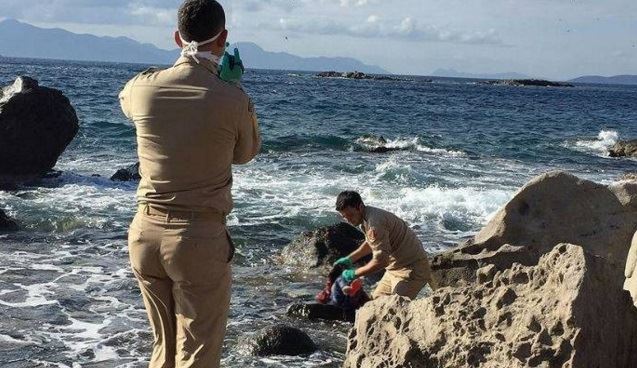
179, 30, 224, 64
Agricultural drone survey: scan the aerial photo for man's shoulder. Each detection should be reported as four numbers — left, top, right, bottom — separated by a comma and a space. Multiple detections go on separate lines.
213, 79, 251, 104
123, 66, 165, 87
367, 206, 401, 227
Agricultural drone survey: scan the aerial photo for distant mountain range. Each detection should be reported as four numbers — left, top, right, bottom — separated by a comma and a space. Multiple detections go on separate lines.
431, 68, 531, 80
0, 19, 387, 74
568, 75, 637, 85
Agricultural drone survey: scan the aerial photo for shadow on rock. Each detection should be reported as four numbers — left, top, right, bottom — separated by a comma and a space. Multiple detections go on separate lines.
0, 209, 19, 231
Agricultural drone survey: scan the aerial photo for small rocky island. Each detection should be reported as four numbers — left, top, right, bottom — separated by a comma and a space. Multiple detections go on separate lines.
481, 79, 574, 87
609, 139, 637, 158
316, 71, 417, 82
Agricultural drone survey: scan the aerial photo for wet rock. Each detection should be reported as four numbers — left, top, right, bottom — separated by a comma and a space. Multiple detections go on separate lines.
281, 222, 367, 272
432, 171, 637, 287
369, 146, 401, 153
287, 302, 356, 322
609, 140, 637, 158
344, 244, 637, 368
620, 173, 637, 181
250, 325, 318, 357
481, 79, 574, 87
110, 162, 141, 181
355, 134, 403, 154
0, 209, 18, 231
0, 76, 79, 180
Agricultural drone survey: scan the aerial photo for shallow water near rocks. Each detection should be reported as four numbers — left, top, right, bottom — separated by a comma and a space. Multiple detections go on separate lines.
0, 57, 636, 367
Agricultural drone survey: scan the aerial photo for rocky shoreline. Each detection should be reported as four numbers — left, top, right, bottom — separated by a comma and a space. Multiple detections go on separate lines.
340, 171, 637, 367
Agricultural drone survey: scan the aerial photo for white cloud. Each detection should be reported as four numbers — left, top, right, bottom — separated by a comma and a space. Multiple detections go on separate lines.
129, 5, 175, 27
339, 0, 373, 7
273, 16, 503, 45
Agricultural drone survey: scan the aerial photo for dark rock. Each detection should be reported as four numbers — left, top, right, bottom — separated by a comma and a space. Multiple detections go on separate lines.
481, 79, 574, 87
0, 76, 79, 179
250, 325, 318, 357
281, 222, 367, 271
369, 146, 402, 153
609, 140, 637, 158
110, 162, 141, 181
356, 134, 404, 154
0, 209, 18, 231
287, 302, 356, 322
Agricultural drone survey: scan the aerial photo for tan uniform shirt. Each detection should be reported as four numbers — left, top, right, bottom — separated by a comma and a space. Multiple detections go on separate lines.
119, 56, 261, 214
361, 206, 428, 271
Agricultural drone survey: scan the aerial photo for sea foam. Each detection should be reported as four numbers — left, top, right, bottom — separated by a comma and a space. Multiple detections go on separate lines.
572, 129, 619, 156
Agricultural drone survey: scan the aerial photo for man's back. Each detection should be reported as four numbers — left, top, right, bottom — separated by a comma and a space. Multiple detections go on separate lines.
119, 56, 260, 214
363, 206, 428, 271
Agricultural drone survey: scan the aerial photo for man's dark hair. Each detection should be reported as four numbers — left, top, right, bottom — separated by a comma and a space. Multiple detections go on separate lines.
178, 0, 226, 42
335, 191, 364, 211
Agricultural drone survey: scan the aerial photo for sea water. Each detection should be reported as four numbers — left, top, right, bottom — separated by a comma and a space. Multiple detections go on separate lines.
0, 57, 636, 367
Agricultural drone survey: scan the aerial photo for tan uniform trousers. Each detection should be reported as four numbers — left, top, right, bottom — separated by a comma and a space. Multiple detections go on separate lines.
372, 258, 435, 300
128, 205, 233, 368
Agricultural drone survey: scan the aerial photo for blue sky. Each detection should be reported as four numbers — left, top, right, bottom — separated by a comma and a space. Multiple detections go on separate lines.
0, 0, 635, 79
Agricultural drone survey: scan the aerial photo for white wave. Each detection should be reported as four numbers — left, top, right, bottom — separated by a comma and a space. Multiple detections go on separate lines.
359, 184, 510, 228
358, 136, 465, 157
374, 159, 414, 183
572, 129, 619, 156
0, 333, 33, 345
0, 283, 57, 308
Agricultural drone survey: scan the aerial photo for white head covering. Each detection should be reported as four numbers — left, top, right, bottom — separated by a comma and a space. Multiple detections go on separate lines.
180, 30, 224, 64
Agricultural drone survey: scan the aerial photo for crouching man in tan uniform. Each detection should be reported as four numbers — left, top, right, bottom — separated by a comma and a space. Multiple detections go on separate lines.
118, 1, 260, 367
334, 191, 435, 300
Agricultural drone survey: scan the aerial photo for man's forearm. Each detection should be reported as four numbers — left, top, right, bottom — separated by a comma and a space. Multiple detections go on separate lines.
348, 242, 372, 263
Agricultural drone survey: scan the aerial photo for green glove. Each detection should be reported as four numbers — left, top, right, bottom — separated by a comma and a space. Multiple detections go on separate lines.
219, 44, 245, 84
333, 256, 353, 268
342, 269, 357, 283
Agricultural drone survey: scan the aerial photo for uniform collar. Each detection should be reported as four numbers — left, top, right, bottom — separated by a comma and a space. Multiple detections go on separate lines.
173, 56, 219, 76
361, 205, 369, 228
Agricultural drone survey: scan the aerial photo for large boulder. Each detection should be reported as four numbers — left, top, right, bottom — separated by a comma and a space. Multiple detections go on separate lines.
0, 76, 79, 179
345, 244, 637, 368
432, 171, 637, 287
281, 222, 366, 272
0, 209, 18, 231
609, 140, 637, 158
249, 325, 318, 357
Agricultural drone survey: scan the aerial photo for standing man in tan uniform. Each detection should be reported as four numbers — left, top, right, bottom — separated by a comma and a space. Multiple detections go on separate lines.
119, 1, 260, 367
334, 191, 435, 299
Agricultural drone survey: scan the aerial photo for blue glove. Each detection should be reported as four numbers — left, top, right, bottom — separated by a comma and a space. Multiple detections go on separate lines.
219, 44, 245, 84
333, 256, 353, 268
342, 269, 357, 283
